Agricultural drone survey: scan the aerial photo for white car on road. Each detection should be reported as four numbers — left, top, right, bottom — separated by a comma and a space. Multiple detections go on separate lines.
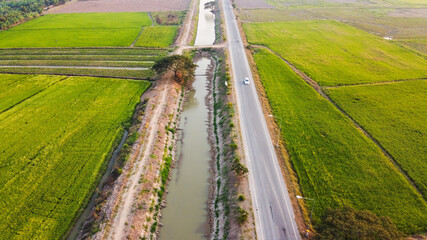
244, 77, 250, 85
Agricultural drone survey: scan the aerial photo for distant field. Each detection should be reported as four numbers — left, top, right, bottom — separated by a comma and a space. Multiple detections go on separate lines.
135, 26, 178, 48
397, 39, 427, 55
239, 5, 427, 54
0, 74, 150, 239
265, 0, 427, 8
326, 80, 427, 198
49, 0, 190, 13
238, 8, 322, 22
244, 20, 427, 86
0, 12, 151, 47
253, 49, 426, 233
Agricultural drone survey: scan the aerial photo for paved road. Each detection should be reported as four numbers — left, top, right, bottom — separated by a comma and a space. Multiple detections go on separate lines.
221, 0, 301, 239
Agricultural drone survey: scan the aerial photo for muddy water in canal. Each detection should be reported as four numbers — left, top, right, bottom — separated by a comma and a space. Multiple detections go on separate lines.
159, 57, 213, 240
194, 0, 216, 46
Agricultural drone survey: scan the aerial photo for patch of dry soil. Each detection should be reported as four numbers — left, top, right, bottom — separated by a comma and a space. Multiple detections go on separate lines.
388, 8, 427, 18
234, 0, 274, 9
48, 0, 190, 14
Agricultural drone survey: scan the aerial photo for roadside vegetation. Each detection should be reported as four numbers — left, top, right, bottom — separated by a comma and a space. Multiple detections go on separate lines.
252, 49, 426, 234
326, 80, 427, 198
210, 49, 250, 239
244, 20, 427, 86
316, 205, 403, 240
0, 74, 150, 239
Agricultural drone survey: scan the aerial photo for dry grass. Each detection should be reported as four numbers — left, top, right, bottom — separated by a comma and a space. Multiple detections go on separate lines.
49, 0, 191, 14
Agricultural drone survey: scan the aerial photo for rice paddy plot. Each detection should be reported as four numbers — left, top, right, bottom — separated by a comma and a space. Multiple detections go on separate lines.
0, 48, 166, 79
326, 80, 427, 199
0, 74, 150, 239
253, 48, 426, 234
244, 20, 427, 86
0, 12, 152, 48
134, 26, 178, 48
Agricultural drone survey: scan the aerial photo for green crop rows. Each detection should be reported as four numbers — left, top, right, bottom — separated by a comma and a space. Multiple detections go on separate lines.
134, 26, 178, 48
0, 48, 167, 79
244, 20, 427, 86
326, 80, 427, 199
0, 74, 150, 239
253, 49, 426, 233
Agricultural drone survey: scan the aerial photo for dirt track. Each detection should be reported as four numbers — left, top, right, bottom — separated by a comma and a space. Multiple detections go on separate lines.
48, 0, 190, 14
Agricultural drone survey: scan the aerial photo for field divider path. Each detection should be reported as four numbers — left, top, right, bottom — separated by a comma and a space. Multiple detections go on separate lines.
109, 78, 171, 240
130, 27, 146, 47
323, 77, 427, 89
0, 65, 148, 70
174, 0, 198, 53
254, 45, 426, 201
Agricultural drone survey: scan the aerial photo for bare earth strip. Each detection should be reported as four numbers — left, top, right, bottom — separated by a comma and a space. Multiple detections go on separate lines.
49, 0, 190, 14
234, 0, 274, 9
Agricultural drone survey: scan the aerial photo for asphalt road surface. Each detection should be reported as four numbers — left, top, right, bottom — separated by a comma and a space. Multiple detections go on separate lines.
221, 0, 301, 239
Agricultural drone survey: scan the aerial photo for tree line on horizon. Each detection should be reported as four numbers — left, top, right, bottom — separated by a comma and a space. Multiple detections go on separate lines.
0, 0, 69, 30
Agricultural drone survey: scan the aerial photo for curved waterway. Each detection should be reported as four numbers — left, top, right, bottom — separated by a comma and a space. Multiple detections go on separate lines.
159, 57, 212, 240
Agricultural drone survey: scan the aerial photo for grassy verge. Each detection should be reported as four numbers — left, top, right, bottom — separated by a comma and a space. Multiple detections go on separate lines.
326, 80, 427, 199
0, 74, 150, 239
253, 48, 426, 233
208, 49, 249, 239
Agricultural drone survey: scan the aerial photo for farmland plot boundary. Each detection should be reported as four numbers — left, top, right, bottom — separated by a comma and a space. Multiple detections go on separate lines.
253, 45, 425, 200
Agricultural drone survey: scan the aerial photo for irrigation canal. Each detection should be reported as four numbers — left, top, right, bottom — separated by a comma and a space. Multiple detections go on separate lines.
159, 0, 216, 238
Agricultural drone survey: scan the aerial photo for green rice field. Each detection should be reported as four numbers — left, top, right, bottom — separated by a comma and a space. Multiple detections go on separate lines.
0, 12, 152, 48
253, 49, 426, 233
244, 20, 427, 86
326, 80, 427, 199
0, 74, 150, 239
134, 26, 178, 48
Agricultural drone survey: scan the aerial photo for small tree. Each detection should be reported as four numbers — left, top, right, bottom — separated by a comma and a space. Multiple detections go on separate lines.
152, 55, 197, 84
204, 1, 217, 12
316, 206, 403, 240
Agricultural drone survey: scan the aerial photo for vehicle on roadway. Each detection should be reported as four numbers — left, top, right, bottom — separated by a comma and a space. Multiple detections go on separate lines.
244, 77, 250, 85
